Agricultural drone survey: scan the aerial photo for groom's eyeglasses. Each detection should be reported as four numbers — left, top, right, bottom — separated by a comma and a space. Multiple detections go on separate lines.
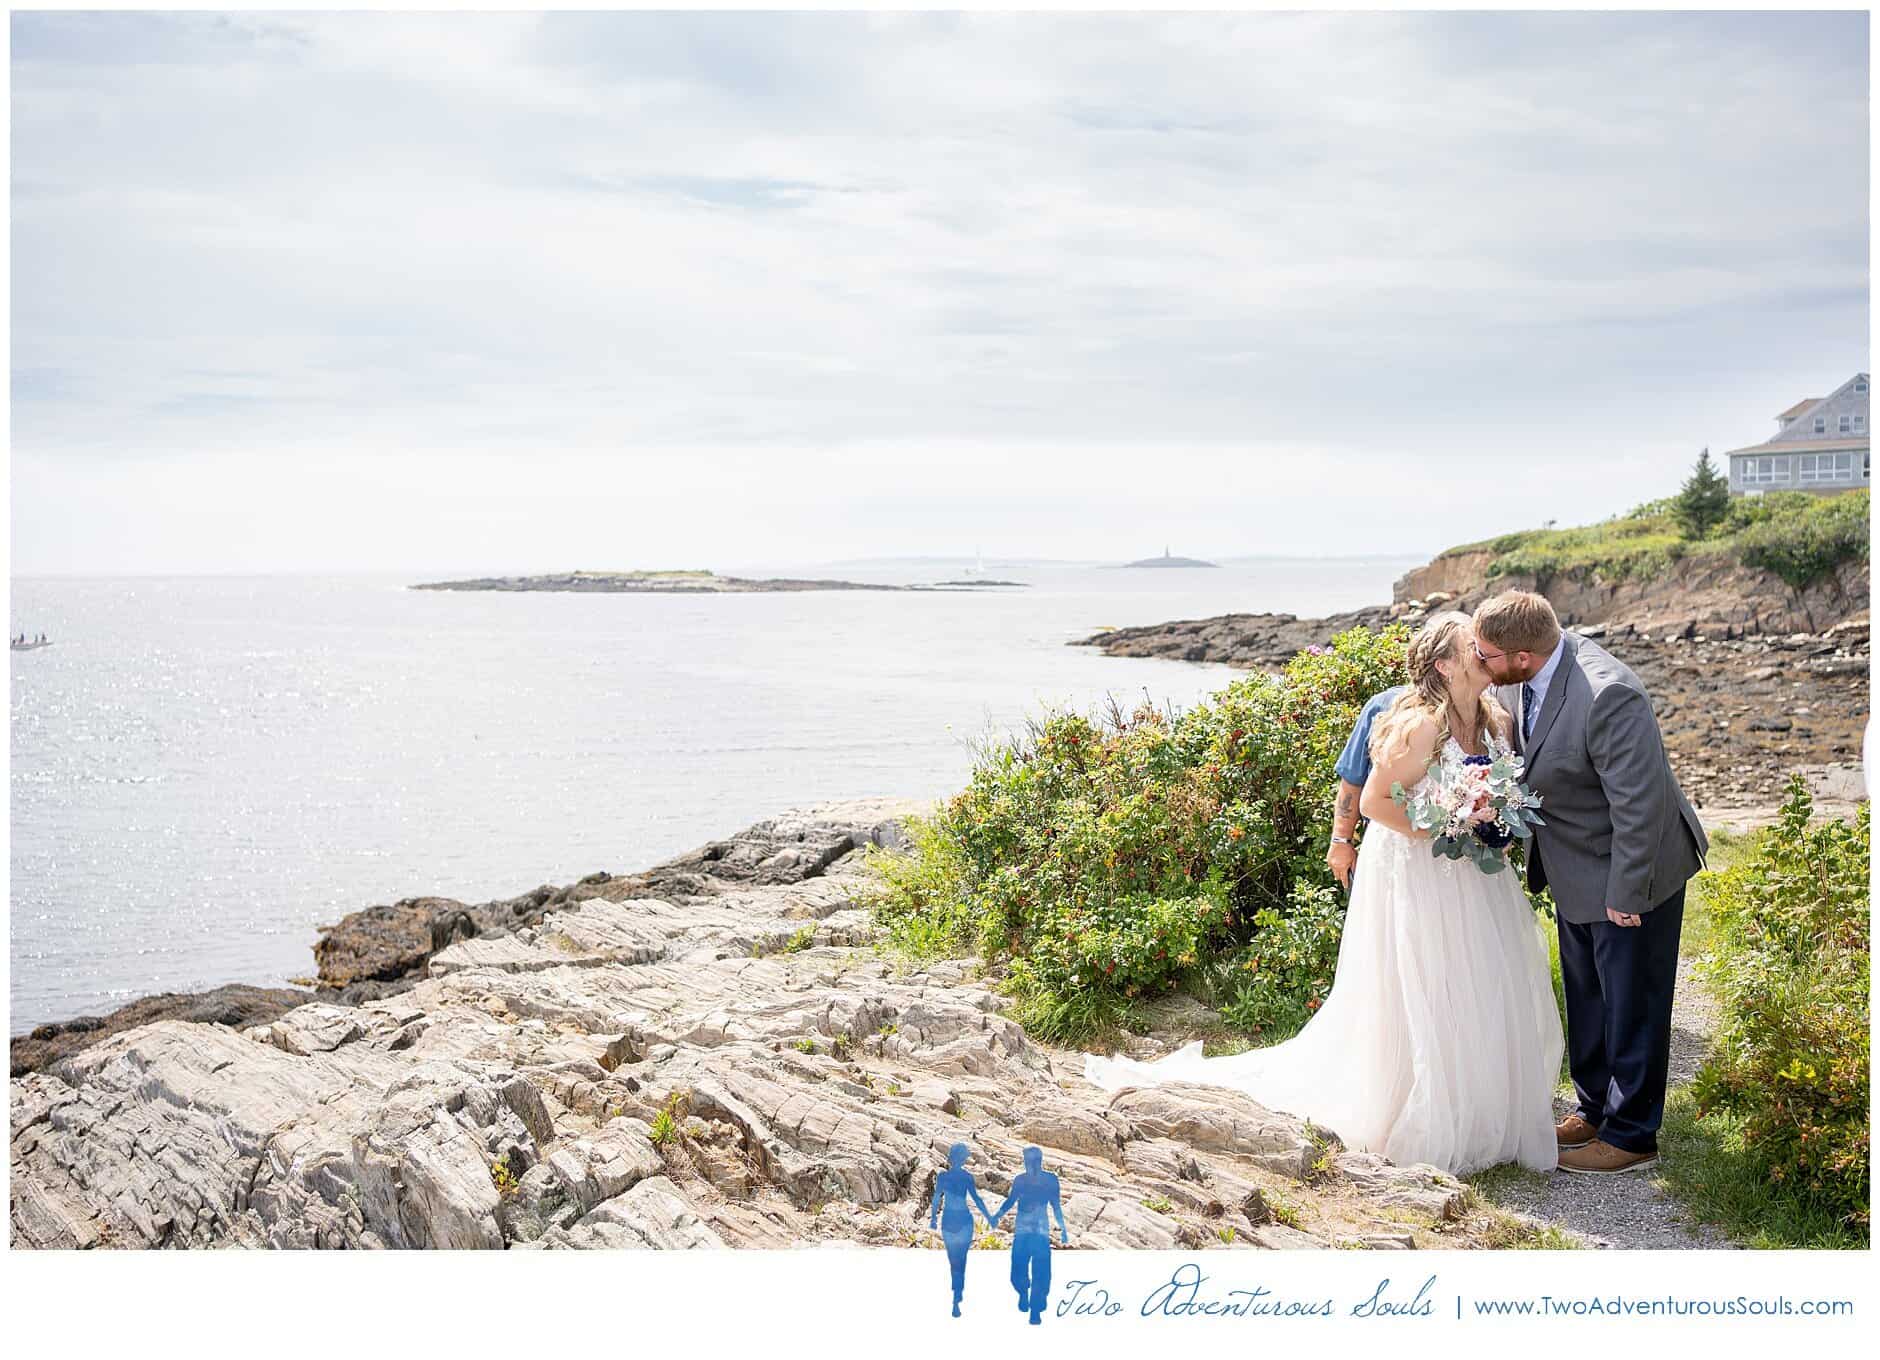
1472, 641, 1507, 663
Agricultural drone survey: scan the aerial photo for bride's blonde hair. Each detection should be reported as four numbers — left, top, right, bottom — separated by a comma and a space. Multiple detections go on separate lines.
1368, 610, 1502, 767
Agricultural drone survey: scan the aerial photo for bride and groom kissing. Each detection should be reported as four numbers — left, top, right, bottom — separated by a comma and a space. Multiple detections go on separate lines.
1086, 589, 1709, 1179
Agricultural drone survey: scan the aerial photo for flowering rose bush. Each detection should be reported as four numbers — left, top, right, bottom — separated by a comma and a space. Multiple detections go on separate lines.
1219, 882, 1346, 1041
863, 624, 1410, 1042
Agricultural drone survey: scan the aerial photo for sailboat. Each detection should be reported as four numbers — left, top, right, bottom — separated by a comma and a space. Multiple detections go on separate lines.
11, 636, 52, 651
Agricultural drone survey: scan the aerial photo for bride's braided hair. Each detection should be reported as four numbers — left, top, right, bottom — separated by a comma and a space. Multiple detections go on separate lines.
1367, 610, 1502, 766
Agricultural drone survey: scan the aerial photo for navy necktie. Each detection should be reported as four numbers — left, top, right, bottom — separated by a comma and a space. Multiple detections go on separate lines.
1522, 683, 1538, 740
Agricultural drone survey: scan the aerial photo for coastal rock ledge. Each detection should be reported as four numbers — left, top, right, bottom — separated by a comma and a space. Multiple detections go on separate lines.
11, 799, 1481, 1251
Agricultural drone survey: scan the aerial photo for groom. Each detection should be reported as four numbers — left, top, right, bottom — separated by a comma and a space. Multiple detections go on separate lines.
1472, 590, 1708, 1175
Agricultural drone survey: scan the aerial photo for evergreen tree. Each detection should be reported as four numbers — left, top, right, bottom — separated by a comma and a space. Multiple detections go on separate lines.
1673, 447, 1730, 538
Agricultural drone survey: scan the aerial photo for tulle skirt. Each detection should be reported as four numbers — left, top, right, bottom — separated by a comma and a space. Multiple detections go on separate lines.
1083, 823, 1563, 1175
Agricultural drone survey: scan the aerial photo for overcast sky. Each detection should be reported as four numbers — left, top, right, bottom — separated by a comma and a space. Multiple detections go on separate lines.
9, 9, 1870, 574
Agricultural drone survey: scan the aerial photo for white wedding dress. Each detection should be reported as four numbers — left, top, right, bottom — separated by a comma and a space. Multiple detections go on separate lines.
1083, 737, 1564, 1176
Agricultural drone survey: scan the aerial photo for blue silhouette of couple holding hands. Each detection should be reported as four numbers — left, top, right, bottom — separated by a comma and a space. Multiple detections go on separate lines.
928, 1143, 1070, 1323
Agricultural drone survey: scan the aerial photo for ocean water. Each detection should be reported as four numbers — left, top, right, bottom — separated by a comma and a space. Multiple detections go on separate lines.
8, 556, 1419, 1033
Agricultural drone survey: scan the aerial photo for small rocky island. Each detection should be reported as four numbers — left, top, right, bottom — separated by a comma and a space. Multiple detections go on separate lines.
413, 570, 889, 594
411, 570, 1024, 594
1115, 548, 1218, 569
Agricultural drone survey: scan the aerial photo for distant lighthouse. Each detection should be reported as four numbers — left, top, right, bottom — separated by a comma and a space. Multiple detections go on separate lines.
1118, 546, 1220, 569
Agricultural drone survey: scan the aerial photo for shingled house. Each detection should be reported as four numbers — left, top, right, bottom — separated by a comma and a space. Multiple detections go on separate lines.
1723, 373, 1870, 495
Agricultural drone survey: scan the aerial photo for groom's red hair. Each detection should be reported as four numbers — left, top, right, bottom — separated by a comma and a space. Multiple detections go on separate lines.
1474, 590, 1562, 656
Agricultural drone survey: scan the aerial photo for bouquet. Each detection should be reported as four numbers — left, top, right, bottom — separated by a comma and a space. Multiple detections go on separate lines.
1390, 730, 1545, 875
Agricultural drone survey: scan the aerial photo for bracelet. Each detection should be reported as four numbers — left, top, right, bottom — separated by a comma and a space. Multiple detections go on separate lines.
1329, 834, 1355, 846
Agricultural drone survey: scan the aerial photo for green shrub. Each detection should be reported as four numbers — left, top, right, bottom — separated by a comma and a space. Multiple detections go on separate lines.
1220, 882, 1345, 1041
1626, 494, 1679, 521
1717, 489, 1814, 535
863, 815, 977, 959
1442, 488, 1866, 595
862, 624, 1410, 1042
1689, 776, 1869, 1237
1484, 517, 1690, 584
1735, 489, 1870, 594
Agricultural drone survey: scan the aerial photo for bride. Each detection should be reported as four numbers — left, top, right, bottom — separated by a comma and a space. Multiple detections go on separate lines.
1084, 612, 1564, 1176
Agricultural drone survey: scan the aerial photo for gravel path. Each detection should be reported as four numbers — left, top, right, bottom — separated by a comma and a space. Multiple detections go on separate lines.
1480, 952, 1735, 1249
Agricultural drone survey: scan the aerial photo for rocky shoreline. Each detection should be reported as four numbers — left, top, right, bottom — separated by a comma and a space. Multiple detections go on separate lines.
1075, 612, 1870, 813
11, 984, 315, 1079
12, 799, 1520, 1252
11, 805, 907, 1078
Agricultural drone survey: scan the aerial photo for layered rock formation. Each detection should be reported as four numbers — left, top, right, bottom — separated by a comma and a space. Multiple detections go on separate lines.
1391, 552, 1865, 641
305, 805, 892, 1002
11, 800, 1489, 1252
10, 984, 314, 1079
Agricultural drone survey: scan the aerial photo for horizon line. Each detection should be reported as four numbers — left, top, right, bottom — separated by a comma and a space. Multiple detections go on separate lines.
8, 551, 1436, 581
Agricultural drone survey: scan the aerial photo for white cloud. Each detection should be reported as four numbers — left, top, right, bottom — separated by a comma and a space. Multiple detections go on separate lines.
9, 9, 1869, 571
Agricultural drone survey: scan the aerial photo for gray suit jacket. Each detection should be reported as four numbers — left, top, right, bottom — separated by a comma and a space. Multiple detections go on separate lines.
1495, 632, 1708, 925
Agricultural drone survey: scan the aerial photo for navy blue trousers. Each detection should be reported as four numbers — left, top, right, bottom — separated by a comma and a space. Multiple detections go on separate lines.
1551, 863, 1686, 1154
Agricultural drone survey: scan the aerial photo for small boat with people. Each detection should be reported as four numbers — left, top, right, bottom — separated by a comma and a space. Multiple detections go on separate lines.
11, 633, 52, 651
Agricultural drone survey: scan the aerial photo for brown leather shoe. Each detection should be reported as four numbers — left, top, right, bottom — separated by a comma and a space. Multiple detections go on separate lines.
1558, 1139, 1659, 1175
1555, 1113, 1599, 1150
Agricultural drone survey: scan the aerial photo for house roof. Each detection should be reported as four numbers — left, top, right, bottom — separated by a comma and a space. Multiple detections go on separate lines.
1776, 397, 1820, 421
1725, 437, 1869, 458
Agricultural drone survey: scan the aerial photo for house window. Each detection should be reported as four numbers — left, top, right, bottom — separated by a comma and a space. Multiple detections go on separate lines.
1799, 453, 1855, 483
1839, 413, 1852, 433
1856, 413, 1868, 433
1857, 379, 1870, 393
1813, 416, 1827, 432
1741, 456, 1787, 485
